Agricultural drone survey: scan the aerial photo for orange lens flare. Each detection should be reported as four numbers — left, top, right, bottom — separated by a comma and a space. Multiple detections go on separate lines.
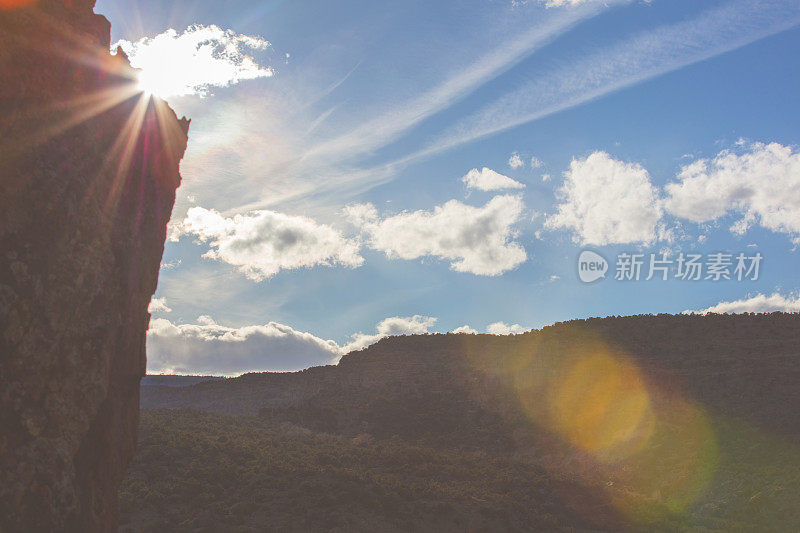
488, 331, 719, 526
609, 398, 718, 523
548, 351, 654, 463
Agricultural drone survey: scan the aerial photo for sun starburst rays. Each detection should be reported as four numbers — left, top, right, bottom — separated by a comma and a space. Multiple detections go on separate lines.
2, 3, 188, 243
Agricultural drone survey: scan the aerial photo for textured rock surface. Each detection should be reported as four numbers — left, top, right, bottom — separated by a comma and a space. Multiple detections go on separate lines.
0, 1, 189, 530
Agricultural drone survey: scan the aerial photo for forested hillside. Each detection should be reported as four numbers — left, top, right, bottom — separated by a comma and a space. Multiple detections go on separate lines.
126, 313, 800, 531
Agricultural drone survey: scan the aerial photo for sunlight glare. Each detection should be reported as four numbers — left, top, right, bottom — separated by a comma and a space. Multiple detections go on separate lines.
135, 70, 159, 98
115, 25, 274, 100
548, 351, 655, 462
465, 329, 722, 527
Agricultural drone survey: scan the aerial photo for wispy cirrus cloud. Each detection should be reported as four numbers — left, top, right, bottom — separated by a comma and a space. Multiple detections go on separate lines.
139, 2, 800, 220
301, 3, 608, 166
165, 2, 619, 215
267, 0, 800, 212
418, 0, 800, 159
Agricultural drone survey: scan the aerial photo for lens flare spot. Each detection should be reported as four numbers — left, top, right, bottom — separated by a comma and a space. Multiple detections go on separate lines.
469, 329, 720, 527
610, 398, 718, 523
548, 351, 654, 462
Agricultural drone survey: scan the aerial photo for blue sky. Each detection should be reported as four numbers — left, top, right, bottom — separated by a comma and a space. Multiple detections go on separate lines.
97, 0, 800, 374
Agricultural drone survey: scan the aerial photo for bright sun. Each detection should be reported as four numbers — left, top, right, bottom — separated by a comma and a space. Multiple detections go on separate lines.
136, 71, 163, 98
134, 66, 203, 99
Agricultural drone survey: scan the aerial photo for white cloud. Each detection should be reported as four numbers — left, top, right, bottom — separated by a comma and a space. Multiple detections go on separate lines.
347, 195, 527, 276
462, 167, 526, 191
508, 153, 525, 169
196, 315, 217, 325
113, 24, 273, 98
344, 315, 437, 352
530, 156, 543, 168
542, 0, 595, 7
146, 317, 341, 375
451, 325, 478, 334
342, 203, 379, 227
486, 322, 528, 335
545, 151, 663, 245
512, 0, 596, 7
685, 292, 800, 315
181, 207, 363, 280
148, 297, 171, 313
664, 142, 800, 238
541, 173, 551, 182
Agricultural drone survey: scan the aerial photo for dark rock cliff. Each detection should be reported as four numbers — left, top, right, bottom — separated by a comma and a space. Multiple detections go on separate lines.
0, 1, 189, 530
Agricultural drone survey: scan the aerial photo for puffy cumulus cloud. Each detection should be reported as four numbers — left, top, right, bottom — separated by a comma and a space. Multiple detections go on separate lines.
146, 317, 342, 375
685, 292, 800, 315
451, 325, 478, 334
664, 142, 800, 238
486, 322, 528, 335
148, 297, 171, 313
462, 167, 525, 191
508, 153, 525, 169
545, 151, 664, 245
347, 195, 527, 276
530, 156, 543, 168
113, 24, 273, 98
181, 207, 363, 280
343, 315, 437, 352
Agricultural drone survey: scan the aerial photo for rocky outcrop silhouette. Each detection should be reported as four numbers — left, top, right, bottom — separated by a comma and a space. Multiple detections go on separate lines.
0, 1, 189, 530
